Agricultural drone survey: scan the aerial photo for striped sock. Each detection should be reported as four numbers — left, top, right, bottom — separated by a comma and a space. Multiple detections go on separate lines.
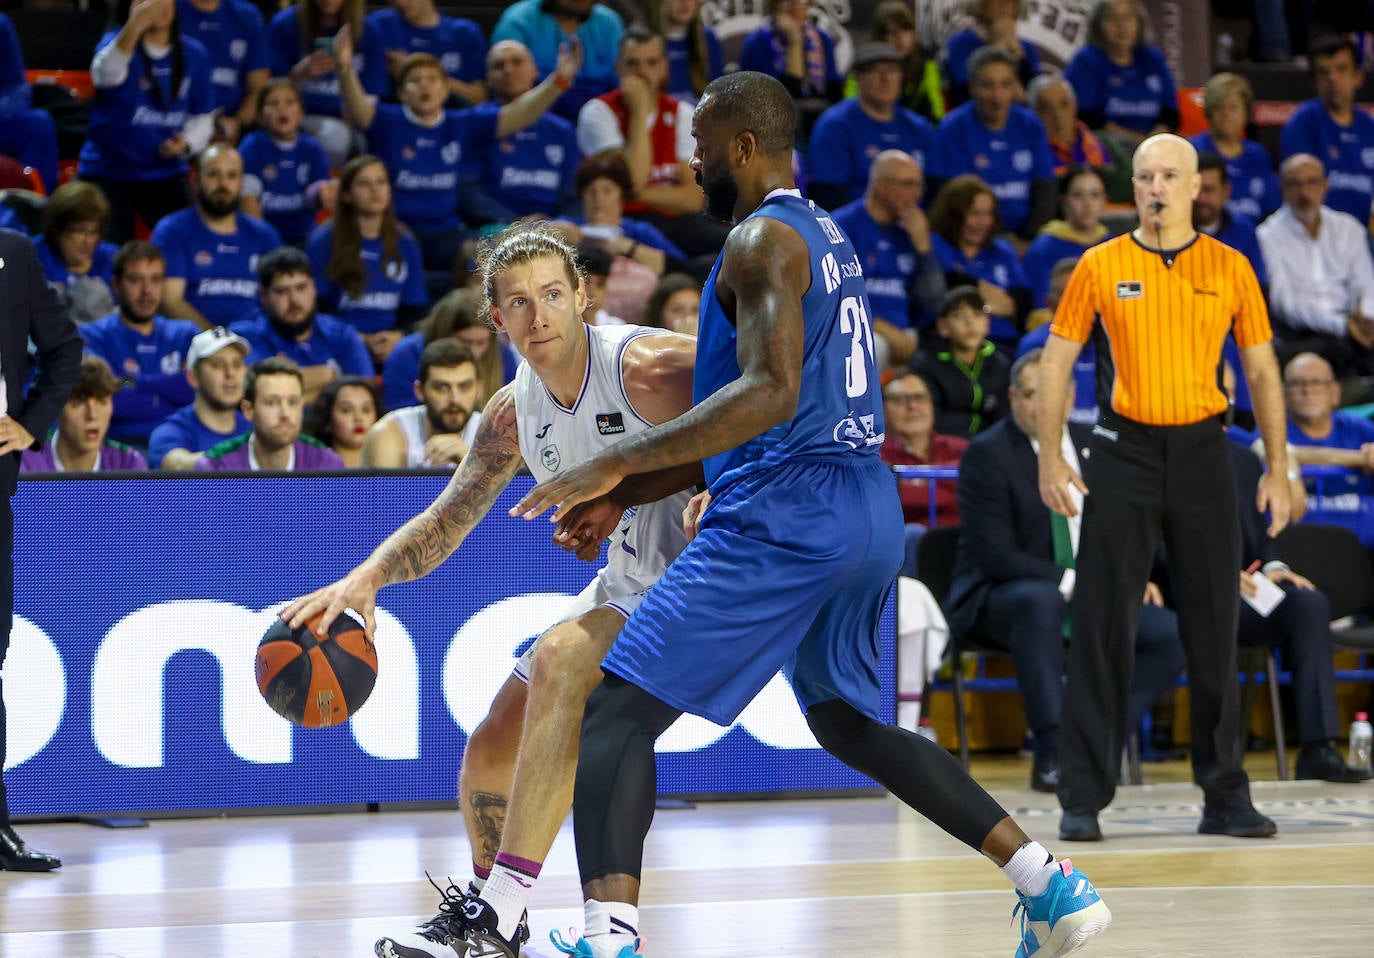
482, 852, 541, 941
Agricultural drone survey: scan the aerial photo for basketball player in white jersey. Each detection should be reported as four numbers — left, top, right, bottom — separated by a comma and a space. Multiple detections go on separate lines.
281, 223, 699, 958
362, 339, 484, 469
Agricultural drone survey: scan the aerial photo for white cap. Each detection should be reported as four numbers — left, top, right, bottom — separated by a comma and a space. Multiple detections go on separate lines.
187, 326, 250, 368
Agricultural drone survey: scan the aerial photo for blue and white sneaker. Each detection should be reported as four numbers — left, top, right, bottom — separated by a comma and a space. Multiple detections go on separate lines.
1012, 859, 1112, 957
548, 929, 641, 957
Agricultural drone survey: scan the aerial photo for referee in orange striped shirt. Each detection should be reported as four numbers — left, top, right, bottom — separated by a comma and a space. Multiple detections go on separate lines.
1037, 134, 1292, 842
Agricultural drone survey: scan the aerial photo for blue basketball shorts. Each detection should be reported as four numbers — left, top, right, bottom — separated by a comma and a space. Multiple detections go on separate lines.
602, 456, 904, 726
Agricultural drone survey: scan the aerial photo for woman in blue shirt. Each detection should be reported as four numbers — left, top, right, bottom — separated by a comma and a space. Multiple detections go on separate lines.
79, 0, 215, 244
1064, 0, 1178, 150
1188, 72, 1280, 222
308, 155, 428, 367
33, 182, 121, 325
928, 174, 1030, 345
645, 0, 723, 106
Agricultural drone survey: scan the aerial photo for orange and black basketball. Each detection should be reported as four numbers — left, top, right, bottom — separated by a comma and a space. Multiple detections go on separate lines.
256, 613, 378, 727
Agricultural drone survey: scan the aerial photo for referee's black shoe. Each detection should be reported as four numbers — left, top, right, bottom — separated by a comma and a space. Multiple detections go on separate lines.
1198, 802, 1277, 838
1058, 809, 1102, 842
0, 825, 61, 871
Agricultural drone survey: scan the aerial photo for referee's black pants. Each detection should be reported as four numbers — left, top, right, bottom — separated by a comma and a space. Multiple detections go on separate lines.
1058, 413, 1251, 815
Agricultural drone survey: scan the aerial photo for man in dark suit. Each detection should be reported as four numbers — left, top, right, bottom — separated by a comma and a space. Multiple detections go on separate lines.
945, 348, 1184, 791
1228, 440, 1370, 782
0, 227, 82, 870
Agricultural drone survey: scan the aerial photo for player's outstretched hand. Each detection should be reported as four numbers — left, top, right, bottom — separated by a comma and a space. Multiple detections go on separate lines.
280, 566, 382, 639
511, 456, 623, 523
554, 496, 622, 562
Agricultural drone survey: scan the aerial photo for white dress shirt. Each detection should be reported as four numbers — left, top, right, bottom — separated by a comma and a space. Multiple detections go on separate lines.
1257, 203, 1374, 335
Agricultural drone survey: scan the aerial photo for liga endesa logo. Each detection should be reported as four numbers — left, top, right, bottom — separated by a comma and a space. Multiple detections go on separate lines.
4, 597, 822, 772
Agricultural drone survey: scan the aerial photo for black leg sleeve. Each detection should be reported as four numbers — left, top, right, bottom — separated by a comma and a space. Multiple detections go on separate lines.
573, 674, 682, 884
806, 699, 1008, 851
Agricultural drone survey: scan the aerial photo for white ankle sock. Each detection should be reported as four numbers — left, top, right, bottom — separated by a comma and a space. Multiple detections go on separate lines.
482, 855, 541, 940
1001, 841, 1057, 897
583, 899, 639, 956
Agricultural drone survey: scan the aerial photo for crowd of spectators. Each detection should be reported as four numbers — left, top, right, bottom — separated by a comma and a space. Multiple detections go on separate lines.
0, 0, 1368, 504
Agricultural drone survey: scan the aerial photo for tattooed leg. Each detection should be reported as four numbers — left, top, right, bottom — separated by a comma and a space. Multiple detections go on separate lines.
460, 674, 527, 875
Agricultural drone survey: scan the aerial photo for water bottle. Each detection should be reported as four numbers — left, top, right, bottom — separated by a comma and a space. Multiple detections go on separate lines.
1349, 712, 1373, 773
917, 717, 939, 746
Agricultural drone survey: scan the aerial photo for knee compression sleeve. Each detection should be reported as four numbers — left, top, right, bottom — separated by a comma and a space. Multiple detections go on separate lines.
806, 699, 1008, 850
573, 675, 682, 883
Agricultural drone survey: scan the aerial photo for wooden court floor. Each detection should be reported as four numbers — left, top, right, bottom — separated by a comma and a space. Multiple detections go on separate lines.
2, 754, 1371, 957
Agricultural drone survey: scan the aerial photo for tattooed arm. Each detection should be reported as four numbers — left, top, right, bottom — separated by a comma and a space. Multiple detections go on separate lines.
281, 386, 524, 636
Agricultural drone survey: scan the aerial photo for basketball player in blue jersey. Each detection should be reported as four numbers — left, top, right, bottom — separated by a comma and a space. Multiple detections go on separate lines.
508, 72, 1111, 958
279, 224, 701, 958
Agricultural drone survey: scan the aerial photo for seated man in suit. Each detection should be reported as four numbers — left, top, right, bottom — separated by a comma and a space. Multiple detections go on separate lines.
945, 348, 1185, 791
1222, 365, 1369, 782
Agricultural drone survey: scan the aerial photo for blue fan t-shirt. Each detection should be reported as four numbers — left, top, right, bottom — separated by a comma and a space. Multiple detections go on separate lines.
79, 32, 215, 181
151, 208, 283, 325
366, 8, 486, 87
1280, 99, 1374, 227
1188, 132, 1281, 222
367, 102, 498, 232
229, 309, 374, 378
929, 102, 1055, 234
472, 101, 580, 218
808, 99, 934, 207
239, 130, 332, 244
175, 0, 268, 113
1065, 43, 1177, 134
266, 8, 389, 117
307, 224, 428, 334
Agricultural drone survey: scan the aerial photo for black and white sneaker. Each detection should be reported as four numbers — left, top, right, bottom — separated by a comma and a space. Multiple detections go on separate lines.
375, 878, 528, 958
459, 893, 526, 958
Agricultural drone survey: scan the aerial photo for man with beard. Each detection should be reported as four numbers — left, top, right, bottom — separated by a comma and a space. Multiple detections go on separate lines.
1258, 153, 1374, 385
196, 356, 344, 470
1193, 153, 1268, 289
492, 0, 624, 122
361, 338, 481, 468
148, 325, 253, 469
79, 241, 201, 447
228, 246, 373, 404
151, 143, 283, 329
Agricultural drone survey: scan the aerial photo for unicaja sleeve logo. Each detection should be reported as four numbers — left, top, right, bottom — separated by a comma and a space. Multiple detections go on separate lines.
821, 253, 842, 294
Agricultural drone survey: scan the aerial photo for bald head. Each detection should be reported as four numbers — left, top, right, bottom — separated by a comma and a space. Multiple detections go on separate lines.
1131, 133, 1200, 234
869, 150, 922, 187
1133, 133, 1198, 175
196, 142, 242, 175
1283, 352, 1341, 425
1280, 152, 1324, 183
487, 40, 538, 100
1285, 351, 1335, 384
866, 150, 925, 219
1279, 153, 1327, 220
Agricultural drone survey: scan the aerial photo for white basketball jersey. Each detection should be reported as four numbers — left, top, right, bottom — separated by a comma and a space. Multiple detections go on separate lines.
378, 404, 481, 469
515, 324, 691, 595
